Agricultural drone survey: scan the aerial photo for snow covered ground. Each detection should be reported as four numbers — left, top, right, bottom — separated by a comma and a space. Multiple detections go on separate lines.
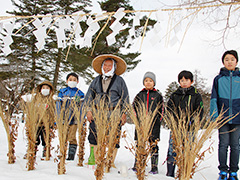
0, 118, 226, 180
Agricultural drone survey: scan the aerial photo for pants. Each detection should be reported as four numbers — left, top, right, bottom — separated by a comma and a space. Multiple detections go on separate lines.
67, 124, 78, 145
167, 131, 194, 163
88, 120, 122, 148
218, 124, 240, 172
36, 126, 46, 147
167, 132, 176, 163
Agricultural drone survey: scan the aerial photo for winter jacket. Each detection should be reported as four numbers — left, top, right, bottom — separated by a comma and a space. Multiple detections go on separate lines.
133, 88, 164, 141
167, 86, 204, 126
56, 86, 84, 125
210, 67, 240, 124
84, 74, 129, 111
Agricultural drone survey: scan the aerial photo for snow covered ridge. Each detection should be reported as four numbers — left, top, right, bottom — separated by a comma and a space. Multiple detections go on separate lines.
0, 118, 222, 180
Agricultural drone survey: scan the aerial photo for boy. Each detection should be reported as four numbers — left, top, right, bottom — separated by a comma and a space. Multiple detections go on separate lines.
132, 71, 164, 174
166, 70, 203, 177
210, 50, 240, 180
57, 72, 84, 160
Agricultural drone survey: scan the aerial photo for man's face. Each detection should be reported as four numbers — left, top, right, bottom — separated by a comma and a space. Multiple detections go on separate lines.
102, 60, 113, 73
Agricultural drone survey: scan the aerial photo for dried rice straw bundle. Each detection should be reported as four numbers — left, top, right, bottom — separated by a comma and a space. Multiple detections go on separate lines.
105, 104, 121, 173
0, 103, 18, 164
55, 99, 77, 174
41, 100, 56, 161
164, 108, 231, 180
22, 94, 47, 170
127, 101, 159, 180
75, 100, 87, 167
88, 96, 122, 180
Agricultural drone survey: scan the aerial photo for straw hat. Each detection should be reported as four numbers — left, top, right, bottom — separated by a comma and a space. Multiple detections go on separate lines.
92, 54, 127, 75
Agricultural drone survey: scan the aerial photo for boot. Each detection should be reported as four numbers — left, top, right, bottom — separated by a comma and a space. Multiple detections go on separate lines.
42, 146, 46, 158
228, 172, 238, 180
132, 158, 137, 172
218, 171, 228, 180
166, 161, 176, 177
66, 144, 77, 161
149, 154, 159, 174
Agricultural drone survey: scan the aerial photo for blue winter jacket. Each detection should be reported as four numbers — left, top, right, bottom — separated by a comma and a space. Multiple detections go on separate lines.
210, 67, 240, 124
56, 86, 84, 125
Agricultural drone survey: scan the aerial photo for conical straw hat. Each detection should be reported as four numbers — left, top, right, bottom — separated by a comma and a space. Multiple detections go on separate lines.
92, 54, 127, 75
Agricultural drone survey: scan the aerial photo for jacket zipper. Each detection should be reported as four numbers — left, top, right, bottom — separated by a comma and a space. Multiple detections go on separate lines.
147, 90, 149, 112
229, 71, 233, 123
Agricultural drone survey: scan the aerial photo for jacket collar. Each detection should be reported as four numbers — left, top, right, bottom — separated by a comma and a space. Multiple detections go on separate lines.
141, 88, 157, 92
175, 86, 196, 95
220, 67, 240, 76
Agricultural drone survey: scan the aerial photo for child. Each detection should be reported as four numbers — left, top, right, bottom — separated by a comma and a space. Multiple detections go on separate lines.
210, 50, 240, 180
23, 81, 55, 158
36, 81, 56, 157
166, 70, 203, 177
57, 72, 84, 160
132, 71, 164, 174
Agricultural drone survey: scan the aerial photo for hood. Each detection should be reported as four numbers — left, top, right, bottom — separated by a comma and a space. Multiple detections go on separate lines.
174, 86, 196, 96
219, 67, 240, 76
140, 88, 157, 92
36, 81, 54, 95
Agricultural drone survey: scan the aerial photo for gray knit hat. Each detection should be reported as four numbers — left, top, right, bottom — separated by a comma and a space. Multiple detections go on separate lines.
143, 71, 156, 86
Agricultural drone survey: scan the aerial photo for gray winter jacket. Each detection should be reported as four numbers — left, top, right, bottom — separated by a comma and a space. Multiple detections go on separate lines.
84, 74, 129, 111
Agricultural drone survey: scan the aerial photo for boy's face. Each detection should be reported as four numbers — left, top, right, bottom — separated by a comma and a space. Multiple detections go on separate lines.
41, 85, 51, 90
179, 77, 193, 88
66, 75, 78, 83
102, 60, 113, 73
144, 77, 154, 90
223, 54, 238, 71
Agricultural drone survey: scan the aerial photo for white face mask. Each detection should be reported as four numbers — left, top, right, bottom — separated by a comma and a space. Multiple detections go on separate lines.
41, 89, 50, 96
68, 81, 77, 88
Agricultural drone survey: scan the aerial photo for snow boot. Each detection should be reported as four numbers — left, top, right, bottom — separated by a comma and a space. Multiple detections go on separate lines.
218, 171, 228, 180
228, 172, 238, 180
132, 158, 137, 172
66, 144, 77, 161
42, 146, 46, 158
166, 161, 176, 177
149, 154, 158, 174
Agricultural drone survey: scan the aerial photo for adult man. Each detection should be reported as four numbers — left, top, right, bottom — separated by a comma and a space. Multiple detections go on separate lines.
85, 54, 129, 167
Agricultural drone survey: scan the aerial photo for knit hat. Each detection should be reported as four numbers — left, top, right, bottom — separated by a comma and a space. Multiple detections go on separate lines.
92, 54, 127, 75
143, 71, 156, 85
222, 50, 238, 63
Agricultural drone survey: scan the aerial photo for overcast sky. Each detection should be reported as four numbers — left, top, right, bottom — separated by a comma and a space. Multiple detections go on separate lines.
1, 0, 240, 101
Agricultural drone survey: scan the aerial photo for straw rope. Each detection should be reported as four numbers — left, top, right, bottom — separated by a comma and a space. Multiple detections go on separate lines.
0, 2, 240, 21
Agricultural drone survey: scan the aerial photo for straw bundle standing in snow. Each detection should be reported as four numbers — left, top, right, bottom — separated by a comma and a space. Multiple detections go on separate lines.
163, 108, 232, 180
0, 103, 18, 164
127, 101, 159, 180
55, 98, 78, 174
87, 96, 122, 180
22, 94, 47, 170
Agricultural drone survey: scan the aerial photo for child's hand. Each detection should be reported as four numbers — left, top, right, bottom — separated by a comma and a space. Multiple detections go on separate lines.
86, 111, 93, 123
